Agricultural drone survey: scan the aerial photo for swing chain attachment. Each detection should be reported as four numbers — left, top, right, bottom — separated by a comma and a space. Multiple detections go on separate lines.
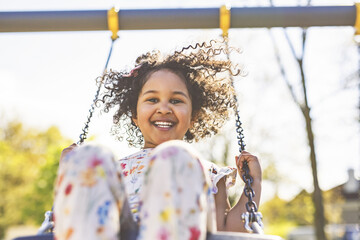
242, 212, 264, 234
220, 4, 231, 38
220, 5, 263, 233
354, 3, 360, 36
108, 7, 119, 40
37, 211, 54, 234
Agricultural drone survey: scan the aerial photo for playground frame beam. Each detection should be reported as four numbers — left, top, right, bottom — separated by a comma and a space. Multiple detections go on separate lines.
0, 6, 356, 33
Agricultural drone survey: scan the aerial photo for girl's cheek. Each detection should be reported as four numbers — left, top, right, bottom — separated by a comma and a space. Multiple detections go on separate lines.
180, 106, 192, 115
141, 104, 155, 113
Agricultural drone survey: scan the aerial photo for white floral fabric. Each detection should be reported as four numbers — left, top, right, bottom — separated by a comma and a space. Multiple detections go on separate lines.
117, 145, 237, 222
54, 141, 237, 240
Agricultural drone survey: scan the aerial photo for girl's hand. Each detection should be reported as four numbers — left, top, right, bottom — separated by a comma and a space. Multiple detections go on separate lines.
60, 143, 78, 162
235, 151, 262, 182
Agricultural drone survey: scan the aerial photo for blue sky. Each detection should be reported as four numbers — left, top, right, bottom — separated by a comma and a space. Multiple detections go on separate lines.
0, 0, 359, 202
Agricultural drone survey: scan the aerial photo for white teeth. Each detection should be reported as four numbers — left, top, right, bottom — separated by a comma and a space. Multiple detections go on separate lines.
154, 121, 173, 127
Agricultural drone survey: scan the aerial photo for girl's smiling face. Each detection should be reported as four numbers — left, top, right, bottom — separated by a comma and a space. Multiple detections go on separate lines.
132, 69, 193, 148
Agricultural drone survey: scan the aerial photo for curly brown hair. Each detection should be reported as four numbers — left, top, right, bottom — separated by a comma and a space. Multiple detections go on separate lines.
97, 40, 242, 148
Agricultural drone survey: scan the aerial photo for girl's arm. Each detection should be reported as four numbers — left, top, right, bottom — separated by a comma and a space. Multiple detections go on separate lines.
214, 151, 262, 232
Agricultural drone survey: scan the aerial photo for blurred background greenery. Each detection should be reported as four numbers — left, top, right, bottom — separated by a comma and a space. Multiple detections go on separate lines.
0, 122, 71, 239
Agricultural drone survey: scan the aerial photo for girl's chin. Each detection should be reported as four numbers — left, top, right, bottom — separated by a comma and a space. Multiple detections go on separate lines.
156, 139, 173, 145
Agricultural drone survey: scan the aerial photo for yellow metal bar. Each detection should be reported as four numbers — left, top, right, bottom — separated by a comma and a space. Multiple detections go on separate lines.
107, 7, 119, 40
220, 5, 231, 38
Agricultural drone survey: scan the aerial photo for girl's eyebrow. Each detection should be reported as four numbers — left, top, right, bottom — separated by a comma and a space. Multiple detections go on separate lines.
173, 91, 190, 99
142, 90, 190, 99
142, 90, 157, 96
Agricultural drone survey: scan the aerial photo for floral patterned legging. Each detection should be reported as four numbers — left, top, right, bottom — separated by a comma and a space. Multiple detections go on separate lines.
54, 141, 216, 240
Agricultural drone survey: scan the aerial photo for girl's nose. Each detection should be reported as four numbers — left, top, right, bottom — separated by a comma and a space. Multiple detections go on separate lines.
156, 103, 173, 114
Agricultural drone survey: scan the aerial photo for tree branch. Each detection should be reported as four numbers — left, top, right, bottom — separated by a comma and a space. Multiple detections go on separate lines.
268, 30, 302, 108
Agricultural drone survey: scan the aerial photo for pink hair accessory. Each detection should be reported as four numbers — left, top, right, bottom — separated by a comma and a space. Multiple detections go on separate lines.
123, 64, 142, 78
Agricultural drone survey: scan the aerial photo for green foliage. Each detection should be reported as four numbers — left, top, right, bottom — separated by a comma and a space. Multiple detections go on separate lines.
287, 190, 314, 225
0, 121, 71, 239
259, 194, 311, 238
322, 186, 344, 224
264, 221, 297, 239
260, 187, 345, 238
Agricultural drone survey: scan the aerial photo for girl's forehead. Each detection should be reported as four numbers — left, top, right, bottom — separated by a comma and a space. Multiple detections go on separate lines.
142, 69, 188, 91
147, 68, 185, 81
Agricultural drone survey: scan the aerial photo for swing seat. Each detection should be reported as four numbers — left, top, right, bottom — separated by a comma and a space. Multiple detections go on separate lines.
13, 234, 53, 240
13, 231, 283, 240
13, 203, 283, 240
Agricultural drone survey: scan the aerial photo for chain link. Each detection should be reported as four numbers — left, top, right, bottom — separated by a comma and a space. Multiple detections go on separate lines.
235, 110, 246, 153
242, 162, 258, 214
77, 79, 103, 145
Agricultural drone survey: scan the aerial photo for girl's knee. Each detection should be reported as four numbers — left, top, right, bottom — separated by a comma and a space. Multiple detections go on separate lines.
57, 144, 119, 189
55, 144, 124, 202
62, 144, 115, 169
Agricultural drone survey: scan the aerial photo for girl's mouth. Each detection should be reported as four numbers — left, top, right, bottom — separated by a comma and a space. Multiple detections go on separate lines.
152, 121, 174, 129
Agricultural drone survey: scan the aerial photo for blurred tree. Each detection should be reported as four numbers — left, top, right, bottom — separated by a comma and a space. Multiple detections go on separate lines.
286, 190, 315, 225
262, 160, 285, 196
0, 121, 71, 239
268, 1, 327, 238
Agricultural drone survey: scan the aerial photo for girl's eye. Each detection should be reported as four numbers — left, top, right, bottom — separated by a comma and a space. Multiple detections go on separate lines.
170, 99, 183, 104
147, 98, 158, 103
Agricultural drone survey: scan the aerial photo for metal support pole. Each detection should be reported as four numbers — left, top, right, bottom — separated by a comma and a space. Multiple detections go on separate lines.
0, 6, 356, 33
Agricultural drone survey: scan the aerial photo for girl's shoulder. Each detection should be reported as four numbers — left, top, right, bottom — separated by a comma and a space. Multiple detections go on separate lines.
119, 148, 153, 162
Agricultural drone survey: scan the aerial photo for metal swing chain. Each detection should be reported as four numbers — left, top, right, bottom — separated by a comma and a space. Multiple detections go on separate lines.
78, 38, 116, 144
78, 7, 119, 145
220, 5, 263, 233
225, 38, 264, 233
37, 40, 114, 234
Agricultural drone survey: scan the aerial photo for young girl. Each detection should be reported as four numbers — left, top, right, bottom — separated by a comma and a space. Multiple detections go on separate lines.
54, 41, 262, 240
